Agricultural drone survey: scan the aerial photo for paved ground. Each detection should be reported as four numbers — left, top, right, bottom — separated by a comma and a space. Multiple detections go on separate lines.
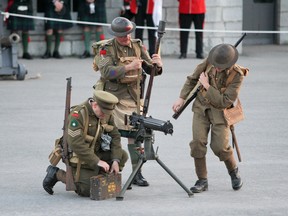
1, 45, 288, 216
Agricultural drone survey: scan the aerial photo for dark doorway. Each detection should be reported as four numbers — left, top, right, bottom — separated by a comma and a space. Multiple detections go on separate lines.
243, 0, 277, 45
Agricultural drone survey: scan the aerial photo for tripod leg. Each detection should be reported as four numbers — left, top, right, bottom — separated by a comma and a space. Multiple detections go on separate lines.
156, 157, 194, 197
116, 156, 145, 201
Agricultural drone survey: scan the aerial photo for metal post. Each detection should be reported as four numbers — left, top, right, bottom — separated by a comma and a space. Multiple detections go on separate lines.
0, 12, 3, 68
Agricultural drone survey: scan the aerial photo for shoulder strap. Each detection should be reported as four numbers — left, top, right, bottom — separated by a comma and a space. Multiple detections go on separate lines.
79, 105, 101, 147
226, 71, 241, 107
131, 40, 142, 58
226, 70, 237, 87
79, 105, 89, 136
90, 121, 100, 149
72, 104, 101, 182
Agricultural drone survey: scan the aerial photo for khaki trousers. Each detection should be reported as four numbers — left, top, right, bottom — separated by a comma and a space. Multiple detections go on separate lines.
190, 111, 233, 161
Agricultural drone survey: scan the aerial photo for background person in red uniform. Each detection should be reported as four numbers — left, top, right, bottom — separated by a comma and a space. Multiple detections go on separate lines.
178, 0, 206, 59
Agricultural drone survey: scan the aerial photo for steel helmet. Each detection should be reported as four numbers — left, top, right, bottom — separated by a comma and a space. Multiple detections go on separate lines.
108, 17, 136, 37
208, 44, 238, 69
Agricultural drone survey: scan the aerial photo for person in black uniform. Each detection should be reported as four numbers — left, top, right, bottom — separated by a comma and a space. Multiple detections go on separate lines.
42, 0, 73, 59
134, 0, 156, 57
6, 0, 35, 59
120, 0, 136, 20
77, 0, 107, 59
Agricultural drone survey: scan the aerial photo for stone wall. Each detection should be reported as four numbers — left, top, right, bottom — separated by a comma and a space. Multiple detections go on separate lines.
278, 0, 288, 44
161, 0, 243, 56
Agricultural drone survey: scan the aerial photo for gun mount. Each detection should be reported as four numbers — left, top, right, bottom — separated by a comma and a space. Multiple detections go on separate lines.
116, 112, 193, 201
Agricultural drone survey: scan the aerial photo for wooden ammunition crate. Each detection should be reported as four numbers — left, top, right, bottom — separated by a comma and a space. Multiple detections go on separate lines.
90, 173, 122, 200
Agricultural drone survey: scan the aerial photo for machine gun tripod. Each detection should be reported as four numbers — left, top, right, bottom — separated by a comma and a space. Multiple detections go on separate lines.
116, 113, 194, 200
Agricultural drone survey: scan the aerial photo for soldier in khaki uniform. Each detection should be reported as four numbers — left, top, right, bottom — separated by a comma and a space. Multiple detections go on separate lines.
172, 44, 248, 193
93, 17, 163, 187
43, 90, 128, 197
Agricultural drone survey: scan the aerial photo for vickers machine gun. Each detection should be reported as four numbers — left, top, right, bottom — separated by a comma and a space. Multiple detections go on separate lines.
130, 112, 174, 136
116, 112, 193, 200
0, 12, 27, 80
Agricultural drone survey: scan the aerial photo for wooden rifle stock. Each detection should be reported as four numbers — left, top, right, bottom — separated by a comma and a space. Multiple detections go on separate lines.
142, 20, 166, 116
62, 77, 76, 191
230, 125, 242, 162
172, 33, 247, 120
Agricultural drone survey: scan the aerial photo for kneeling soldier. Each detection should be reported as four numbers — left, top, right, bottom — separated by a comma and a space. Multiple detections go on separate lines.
43, 90, 128, 197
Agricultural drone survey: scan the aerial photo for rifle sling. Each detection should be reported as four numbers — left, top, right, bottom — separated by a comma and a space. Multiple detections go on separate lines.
226, 70, 237, 87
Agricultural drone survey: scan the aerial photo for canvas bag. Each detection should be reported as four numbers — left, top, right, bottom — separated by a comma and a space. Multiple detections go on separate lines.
222, 70, 245, 126
223, 98, 244, 126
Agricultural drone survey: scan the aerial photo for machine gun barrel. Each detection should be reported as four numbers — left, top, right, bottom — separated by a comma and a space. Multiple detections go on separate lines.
129, 112, 173, 135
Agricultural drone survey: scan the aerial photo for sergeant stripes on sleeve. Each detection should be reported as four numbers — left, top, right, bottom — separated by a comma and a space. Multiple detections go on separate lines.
68, 128, 81, 137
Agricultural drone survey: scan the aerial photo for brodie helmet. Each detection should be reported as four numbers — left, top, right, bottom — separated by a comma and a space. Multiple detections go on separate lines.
108, 17, 136, 37
208, 44, 238, 69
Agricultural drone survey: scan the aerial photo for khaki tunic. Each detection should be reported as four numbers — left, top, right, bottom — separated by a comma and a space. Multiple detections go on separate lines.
179, 59, 248, 161
67, 100, 128, 196
94, 38, 162, 130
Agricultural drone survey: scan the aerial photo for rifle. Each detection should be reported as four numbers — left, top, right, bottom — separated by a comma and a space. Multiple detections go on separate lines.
230, 125, 242, 162
62, 77, 76, 191
142, 20, 166, 116
172, 33, 247, 120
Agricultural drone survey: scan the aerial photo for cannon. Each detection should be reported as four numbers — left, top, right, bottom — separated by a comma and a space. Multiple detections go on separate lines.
0, 13, 27, 81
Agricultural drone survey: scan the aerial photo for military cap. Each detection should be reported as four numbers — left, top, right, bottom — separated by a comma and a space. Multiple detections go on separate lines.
93, 90, 118, 115
208, 44, 238, 69
108, 17, 136, 37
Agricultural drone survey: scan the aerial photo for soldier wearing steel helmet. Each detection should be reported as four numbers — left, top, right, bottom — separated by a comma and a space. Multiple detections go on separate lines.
42, 90, 128, 197
93, 17, 163, 188
172, 44, 249, 193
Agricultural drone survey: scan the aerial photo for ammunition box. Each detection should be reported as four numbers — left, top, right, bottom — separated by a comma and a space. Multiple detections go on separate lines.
90, 173, 121, 200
